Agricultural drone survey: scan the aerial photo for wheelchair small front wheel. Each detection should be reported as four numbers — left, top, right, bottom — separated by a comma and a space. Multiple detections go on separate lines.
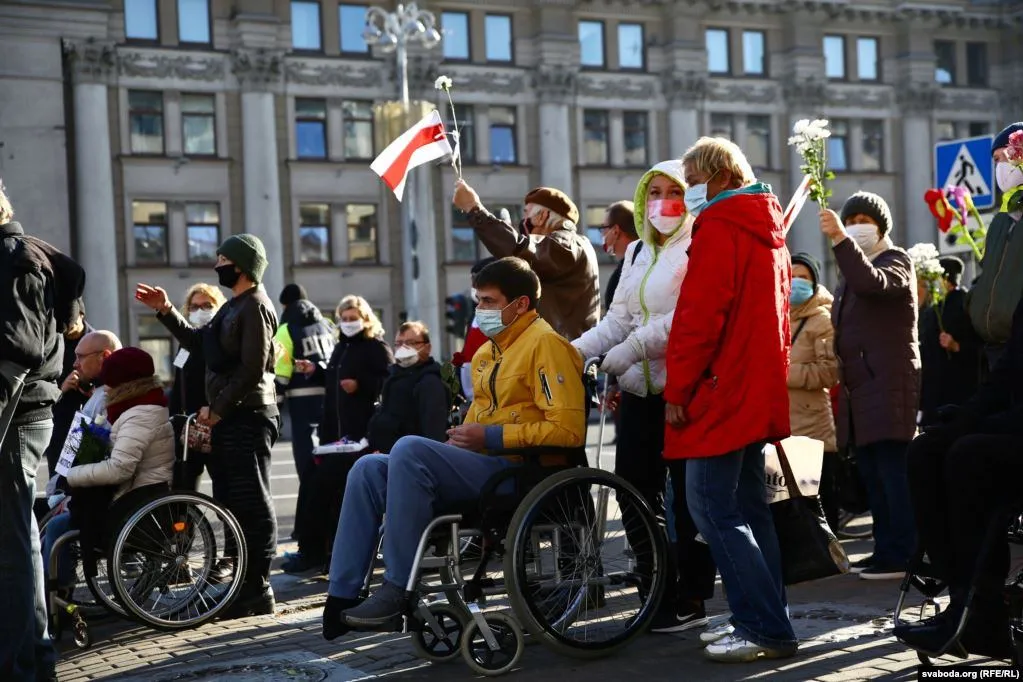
411, 603, 465, 662
73, 617, 91, 650
460, 612, 523, 677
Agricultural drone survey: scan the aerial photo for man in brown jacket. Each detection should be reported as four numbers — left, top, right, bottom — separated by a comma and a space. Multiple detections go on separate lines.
453, 180, 599, 340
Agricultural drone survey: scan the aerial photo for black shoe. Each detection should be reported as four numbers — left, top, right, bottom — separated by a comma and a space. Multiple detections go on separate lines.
897, 621, 964, 656
323, 596, 363, 641
649, 601, 709, 634
282, 552, 324, 574
849, 555, 874, 574
207, 558, 236, 585
342, 581, 407, 629
220, 589, 275, 620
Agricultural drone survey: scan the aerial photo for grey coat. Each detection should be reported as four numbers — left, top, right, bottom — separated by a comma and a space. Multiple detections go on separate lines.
831, 239, 920, 448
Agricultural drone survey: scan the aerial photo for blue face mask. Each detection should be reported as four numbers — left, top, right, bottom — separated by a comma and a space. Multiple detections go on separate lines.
790, 279, 815, 306
475, 300, 518, 338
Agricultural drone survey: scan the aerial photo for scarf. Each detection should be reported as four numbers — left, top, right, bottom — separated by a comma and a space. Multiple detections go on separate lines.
864, 234, 895, 261
105, 377, 168, 424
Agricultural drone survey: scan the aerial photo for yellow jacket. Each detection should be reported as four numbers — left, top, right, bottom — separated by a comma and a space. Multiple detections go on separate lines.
466, 311, 586, 457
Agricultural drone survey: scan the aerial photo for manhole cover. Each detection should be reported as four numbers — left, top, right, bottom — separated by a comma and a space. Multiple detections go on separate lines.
158, 663, 327, 681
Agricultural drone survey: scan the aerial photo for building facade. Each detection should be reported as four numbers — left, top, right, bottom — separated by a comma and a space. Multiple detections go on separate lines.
1, 0, 1021, 378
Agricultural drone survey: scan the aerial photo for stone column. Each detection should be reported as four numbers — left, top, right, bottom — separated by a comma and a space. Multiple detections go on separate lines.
63, 39, 121, 335
232, 49, 286, 301
662, 73, 705, 159
534, 66, 577, 196
782, 77, 829, 269
898, 84, 939, 248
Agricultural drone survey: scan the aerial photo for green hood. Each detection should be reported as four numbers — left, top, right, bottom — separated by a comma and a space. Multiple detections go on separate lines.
633, 159, 689, 246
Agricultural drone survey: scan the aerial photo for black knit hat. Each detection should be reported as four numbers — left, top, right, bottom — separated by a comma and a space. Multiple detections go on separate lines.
217, 234, 268, 283
993, 122, 1023, 155
939, 256, 965, 287
840, 191, 893, 236
791, 252, 821, 289
279, 283, 307, 306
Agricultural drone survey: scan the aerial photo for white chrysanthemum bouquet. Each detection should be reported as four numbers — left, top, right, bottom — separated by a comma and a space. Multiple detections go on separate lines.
788, 119, 835, 209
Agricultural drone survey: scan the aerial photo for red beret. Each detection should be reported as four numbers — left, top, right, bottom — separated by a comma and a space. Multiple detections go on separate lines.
100, 347, 156, 388
524, 187, 579, 225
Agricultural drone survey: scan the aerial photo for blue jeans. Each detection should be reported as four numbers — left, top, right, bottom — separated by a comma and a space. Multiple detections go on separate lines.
42, 511, 74, 588
328, 436, 515, 599
855, 439, 916, 566
0, 419, 57, 681
686, 443, 796, 650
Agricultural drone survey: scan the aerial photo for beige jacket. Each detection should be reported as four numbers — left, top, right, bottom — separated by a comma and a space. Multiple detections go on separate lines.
66, 404, 175, 500
787, 286, 839, 452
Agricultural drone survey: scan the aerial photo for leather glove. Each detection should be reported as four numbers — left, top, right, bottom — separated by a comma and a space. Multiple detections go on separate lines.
601, 339, 640, 377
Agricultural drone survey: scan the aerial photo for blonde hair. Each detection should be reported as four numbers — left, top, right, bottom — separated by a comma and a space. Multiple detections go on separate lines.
681, 137, 756, 188
181, 282, 227, 312
0, 179, 13, 225
336, 295, 384, 339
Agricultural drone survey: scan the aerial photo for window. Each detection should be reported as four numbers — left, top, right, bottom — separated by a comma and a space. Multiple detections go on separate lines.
291, 1, 322, 51
132, 201, 168, 265
857, 37, 879, 81
828, 119, 849, 171
935, 40, 956, 85
861, 120, 884, 172
177, 0, 210, 44
485, 14, 512, 62
299, 203, 331, 264
128, 90, 164, 155
742, 30, 765, 76
966, 42, 988, 87
618, 23, 644, 70
709, 112, 734, 140
585, 206, 614, 264
295, 98, 327, 159
579, 20, 605, 69
451, 208, 479, 262
936, 121, 956, 142
138, 332, 173, 384
583, 110, 610, 165
746, 115, 770, 169
343, 101, 374, 160
969, 121, 990, 137
181, 94, 215, 156
706, 29, 729, 75
185, 202, 220, 264
125, 0, 158, 41
824, 35, 846, 79
623, 111, 648, 167
489, 107, 516, 164
441, 12, 470, 61
446, 104, 475, 164
346, 204, 378, 263
339, 4, 369, 54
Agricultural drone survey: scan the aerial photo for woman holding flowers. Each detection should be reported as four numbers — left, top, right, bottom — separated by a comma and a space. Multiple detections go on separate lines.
820, 192, 919, 581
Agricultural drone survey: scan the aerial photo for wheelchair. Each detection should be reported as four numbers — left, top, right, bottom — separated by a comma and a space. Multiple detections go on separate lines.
894, 505, 1023, 667
352, 357, 670, 676
44, 414, 248, 648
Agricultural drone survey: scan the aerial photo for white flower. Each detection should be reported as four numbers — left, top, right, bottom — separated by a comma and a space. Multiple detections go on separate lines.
793, 119, 810, 135
434, 75, 453, 91
907, 242, 941, 263
809, 118, 830, 130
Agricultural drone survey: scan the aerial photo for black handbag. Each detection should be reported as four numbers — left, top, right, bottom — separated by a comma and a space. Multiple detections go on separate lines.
770, 441, 850, 585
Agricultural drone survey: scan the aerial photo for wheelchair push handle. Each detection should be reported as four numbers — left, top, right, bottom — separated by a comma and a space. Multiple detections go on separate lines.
171, 413, 200, 463
583, 356, 605, 376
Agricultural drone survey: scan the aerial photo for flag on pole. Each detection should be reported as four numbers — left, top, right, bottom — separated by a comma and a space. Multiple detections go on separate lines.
371, 110, 453, 201
782, 174, 814, 234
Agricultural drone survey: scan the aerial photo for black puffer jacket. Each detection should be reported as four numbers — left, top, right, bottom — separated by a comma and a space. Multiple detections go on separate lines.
367, 359, 450, 453
918, 288, 983, 426
962, 295, 1023, 435
317, 333, 393, 444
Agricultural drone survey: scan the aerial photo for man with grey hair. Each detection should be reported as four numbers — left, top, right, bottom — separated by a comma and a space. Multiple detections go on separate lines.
0, 180, 82, 681
453, 179, 600, 340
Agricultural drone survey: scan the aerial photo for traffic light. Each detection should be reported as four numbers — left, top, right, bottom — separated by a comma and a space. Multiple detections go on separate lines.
445, 293, 469, 338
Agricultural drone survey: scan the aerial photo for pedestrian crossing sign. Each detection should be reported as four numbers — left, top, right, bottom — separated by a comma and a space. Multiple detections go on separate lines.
934, 135, 995, 209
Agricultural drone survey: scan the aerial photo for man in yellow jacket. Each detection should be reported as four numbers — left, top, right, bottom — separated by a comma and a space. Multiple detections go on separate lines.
321, 257, 586, 638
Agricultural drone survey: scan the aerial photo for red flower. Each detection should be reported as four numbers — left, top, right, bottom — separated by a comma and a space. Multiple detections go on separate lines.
924, 188, 956, 233
1006, 130, 1023, 164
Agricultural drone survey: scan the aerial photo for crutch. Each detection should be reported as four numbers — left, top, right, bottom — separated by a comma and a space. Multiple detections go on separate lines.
583, 357, 608, 472
0, 361, 29, 452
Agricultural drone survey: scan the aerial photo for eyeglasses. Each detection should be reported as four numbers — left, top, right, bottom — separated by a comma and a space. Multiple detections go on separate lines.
599, 224, 615, 233
395, 340, 427, 349
74, 350, 104, 361
188, 302, 216, 312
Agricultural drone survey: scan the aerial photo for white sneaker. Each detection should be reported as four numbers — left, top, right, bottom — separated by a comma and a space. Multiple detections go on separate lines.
703, 634, 796, 663
699, 621, 735, 644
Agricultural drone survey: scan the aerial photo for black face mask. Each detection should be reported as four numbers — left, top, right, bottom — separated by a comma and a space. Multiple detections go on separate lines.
215, 264, 241, 289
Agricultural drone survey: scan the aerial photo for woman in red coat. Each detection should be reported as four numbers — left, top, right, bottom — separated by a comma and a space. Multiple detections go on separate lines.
664, 137, 796, 662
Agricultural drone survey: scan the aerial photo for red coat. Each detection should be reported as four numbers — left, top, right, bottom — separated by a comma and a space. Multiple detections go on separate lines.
663, 189, 792, 459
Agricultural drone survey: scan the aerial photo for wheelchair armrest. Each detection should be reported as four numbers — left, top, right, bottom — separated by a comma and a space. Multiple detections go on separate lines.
488, 446, 587, 466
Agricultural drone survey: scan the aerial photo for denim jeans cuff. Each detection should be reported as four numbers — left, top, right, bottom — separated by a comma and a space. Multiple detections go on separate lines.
731, 620, 798, 652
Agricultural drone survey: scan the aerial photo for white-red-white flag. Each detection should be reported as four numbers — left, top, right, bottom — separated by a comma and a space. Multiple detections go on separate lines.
371, 110, 453, 201
782, 174, 814, 234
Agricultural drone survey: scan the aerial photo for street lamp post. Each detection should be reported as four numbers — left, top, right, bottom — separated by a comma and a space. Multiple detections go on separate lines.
363, 4, 442, 328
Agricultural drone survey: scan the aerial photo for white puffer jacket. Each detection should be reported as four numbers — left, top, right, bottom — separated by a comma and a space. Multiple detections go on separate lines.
66, 404, 175, 500
574, 160, 692, 396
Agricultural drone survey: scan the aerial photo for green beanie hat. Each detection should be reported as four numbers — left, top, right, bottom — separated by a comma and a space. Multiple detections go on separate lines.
216, 234, 268, 283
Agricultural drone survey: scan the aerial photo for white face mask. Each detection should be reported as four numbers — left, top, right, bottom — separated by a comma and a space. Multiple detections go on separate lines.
996, 161, 1023, 193
394, 345, 421, 368
339, 321, 364, 338
646, 199, 685, 235
188, 308, 216, 327
684, 184, 709, 217
847, 225, 880, 252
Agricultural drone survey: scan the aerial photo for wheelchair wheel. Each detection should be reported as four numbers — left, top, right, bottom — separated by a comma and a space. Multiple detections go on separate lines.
504, 468, 668, 659
109, 492, 247, 630
411, 603, 466, 662
460, 611, 524, 676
